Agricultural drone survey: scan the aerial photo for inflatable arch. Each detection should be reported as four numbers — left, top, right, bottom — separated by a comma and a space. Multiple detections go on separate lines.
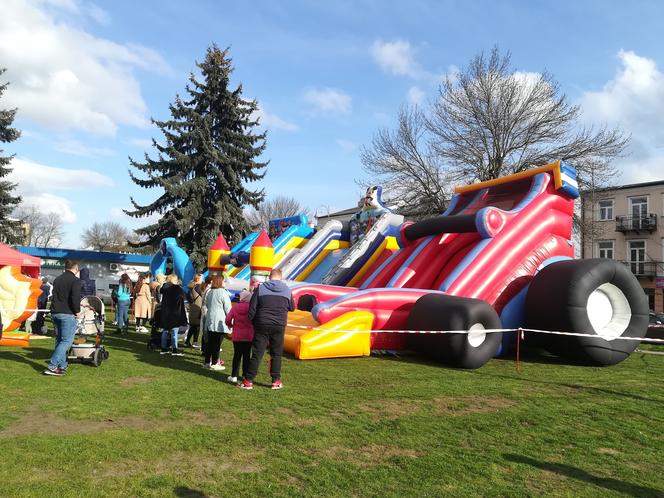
150, 238, 195, 286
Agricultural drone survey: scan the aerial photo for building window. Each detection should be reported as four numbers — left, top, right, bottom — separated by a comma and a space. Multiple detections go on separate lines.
628, 240, 646, 275
597, 199, 614, 221
629, 196, 648, 218
596, 240, 614, 259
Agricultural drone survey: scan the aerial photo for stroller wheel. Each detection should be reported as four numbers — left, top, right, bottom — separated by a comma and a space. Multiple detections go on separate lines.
93, 348, 104, 367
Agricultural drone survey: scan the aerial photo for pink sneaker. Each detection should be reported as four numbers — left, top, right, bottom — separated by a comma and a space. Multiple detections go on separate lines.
271, 379, 283, 390
238, 379, 253, 390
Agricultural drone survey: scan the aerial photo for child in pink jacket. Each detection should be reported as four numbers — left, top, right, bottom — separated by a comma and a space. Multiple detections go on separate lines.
225, 290, 255, 384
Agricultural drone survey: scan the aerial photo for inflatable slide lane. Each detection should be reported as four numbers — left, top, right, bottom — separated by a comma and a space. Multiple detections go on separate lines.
321, 213, 403, 287
279, 220, 350, 282
285, 161, 590, 363
233, 215, 313, 280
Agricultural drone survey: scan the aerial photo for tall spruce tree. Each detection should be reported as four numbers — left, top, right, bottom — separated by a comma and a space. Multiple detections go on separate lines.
125, 46, 266, 268
0, 68, 21, 244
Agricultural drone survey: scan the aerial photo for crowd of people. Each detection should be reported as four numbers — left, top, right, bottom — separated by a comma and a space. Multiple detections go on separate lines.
42, 261, 295, 390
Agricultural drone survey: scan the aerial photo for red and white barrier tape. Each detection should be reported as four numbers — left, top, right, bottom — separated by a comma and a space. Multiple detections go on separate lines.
284, 323, 664, 344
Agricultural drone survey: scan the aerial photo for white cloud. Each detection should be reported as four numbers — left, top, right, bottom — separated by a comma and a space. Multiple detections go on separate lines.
8, 157, 114, 222
304, 88, 352, 114
0, 0, 170, 136
371, 39, 420, 77
579, 50, 664, 183
407, 86, 425, 106
253, 105, 299, 131
336, 139, 357, 152
55, 138, 115, 157
127, 138, 154, 149
21, 193, 78, 223
8, 157, 114, 195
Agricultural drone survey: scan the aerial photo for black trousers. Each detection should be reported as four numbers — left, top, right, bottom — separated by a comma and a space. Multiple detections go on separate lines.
185, 323, 200, 345
32, 311, 46, 334
231, 341, 252, 378
245, 326, 285, 382
204, 332, 224, 365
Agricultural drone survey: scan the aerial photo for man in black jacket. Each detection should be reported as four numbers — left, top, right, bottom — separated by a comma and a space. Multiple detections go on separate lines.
240, 269, 295, 390
44, 260, 81, 376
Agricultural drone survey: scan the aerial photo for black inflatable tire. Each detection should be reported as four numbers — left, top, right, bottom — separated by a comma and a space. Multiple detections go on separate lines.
407, 294, 502, 369
524, 259, 648, 366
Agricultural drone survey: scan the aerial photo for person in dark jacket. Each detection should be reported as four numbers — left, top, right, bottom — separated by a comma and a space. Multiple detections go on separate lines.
79, 267, 96, 297
31, 277, 51, 335
239, 269, 295, 390
44, 260, 81, 376
159, 273, 188, 356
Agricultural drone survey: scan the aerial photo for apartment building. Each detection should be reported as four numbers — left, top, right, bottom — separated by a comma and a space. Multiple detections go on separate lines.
581, 179, 664, 312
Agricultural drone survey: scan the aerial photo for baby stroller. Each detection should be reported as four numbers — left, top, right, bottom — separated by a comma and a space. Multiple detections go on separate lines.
68, 296, 109, 367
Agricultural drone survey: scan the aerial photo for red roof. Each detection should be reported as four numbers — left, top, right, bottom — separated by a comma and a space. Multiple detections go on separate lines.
0, 243, 41, 269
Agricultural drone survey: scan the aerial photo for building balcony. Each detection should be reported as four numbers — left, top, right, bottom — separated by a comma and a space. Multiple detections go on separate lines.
615, 214, 658, 233
621, 260, 664, 278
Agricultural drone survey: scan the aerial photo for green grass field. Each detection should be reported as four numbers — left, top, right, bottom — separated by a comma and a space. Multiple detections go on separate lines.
0, 323, 663, 498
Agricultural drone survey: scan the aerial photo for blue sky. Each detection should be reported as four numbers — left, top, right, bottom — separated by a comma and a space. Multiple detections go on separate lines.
2, 0, 664, 247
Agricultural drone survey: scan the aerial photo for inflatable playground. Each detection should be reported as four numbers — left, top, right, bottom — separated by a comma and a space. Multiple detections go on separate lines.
150, 160, 648, 369
2, 160, 650, 370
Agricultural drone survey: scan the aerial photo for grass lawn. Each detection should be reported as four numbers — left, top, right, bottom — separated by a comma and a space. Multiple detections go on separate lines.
0, 323, 663, 498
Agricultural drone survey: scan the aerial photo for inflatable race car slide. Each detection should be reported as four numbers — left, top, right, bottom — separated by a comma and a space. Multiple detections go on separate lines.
283, 160, 648, 368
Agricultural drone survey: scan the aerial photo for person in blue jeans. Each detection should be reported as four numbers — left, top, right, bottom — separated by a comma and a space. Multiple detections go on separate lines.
44, 260, 81, 376
115, 273, 133, 334
159, 273, 188, 356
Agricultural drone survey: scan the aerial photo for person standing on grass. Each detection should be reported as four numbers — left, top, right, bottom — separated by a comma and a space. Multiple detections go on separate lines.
199, 275, 213, 357
159, 273, 188, 356
240, 269, 294, 391
202, 274, 231, 371
225, 289, 255, 384
133, 275, 152, 333
43, 260, 81, 377
184, 273, 203, 348
115, 273, 133, 334
31, 277, 51, 335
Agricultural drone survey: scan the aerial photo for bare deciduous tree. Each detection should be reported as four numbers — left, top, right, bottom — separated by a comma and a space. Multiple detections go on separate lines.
81, 221, 133, 252
360, 106, 450, 217
361, 47, 628, 216
13, 205, 64, 247
245, 196, 311, 230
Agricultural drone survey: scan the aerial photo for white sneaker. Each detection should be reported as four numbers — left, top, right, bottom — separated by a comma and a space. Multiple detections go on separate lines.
203, 363, 211, 369
227, 376, 238, 383
210, 363, 225, 371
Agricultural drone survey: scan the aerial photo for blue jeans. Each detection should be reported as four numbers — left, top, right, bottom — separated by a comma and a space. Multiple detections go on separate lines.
117, 300, 130, 330
48, 313, 77, 371
161, 327, 179, 351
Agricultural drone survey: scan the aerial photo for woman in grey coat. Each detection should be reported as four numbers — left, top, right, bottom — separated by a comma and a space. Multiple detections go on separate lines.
203, 274, 231, 371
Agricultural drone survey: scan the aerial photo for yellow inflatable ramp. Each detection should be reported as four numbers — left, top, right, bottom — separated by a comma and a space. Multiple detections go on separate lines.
284, 309, 374, 360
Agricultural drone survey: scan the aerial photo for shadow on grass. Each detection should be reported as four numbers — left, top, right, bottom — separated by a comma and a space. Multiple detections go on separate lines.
104, 329, 238, 384
0, 345, 52, 373
174, 487, 209, 498
376, 346, 664, 405
504, 454, 663, 497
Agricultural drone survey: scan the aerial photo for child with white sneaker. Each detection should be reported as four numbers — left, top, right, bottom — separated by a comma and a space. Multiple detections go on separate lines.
202, 274, 231, 371
224, 289, 255, 384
